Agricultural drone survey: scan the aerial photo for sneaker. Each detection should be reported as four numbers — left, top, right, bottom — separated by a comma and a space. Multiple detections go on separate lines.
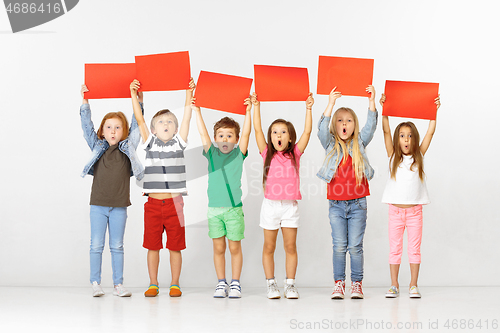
169, 285, 182, 297
385, 286, 399, 298
266, 278, 281, 299
331, 280, 345, 299
228, 281, 242, 299
350, 281, 364, 299
213, 281, 229, 298
144, 284, 159, 297
283, 279, 299, 299
92, 281, 104, 297
409, 286, 421, 298
113, 284, 132, 297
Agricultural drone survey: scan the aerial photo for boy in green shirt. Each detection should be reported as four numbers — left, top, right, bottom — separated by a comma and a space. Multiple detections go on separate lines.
191, 97, 252, 298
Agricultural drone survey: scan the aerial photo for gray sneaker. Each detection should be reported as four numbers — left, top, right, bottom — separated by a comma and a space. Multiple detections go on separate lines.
92, 281, 104, 297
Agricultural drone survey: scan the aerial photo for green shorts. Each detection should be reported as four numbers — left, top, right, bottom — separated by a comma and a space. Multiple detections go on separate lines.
207, 206, 245, 241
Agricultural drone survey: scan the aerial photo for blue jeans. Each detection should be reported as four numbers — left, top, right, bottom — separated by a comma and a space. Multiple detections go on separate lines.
89, 205, 127, 285
328, 197, 367, 282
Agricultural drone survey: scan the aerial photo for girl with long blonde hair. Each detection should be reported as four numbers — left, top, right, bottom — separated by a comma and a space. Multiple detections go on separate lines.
317, 86, 378, 299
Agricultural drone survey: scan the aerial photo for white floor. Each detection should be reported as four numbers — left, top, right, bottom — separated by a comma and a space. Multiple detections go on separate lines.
0, 287, 498, 333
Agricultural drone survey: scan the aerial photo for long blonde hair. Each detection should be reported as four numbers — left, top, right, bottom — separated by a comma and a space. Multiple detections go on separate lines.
390, 122, 424, 181
325, 107, 365, 184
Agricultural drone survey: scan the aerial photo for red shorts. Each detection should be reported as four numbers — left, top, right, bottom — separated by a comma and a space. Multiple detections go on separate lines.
143, 196, 186, 251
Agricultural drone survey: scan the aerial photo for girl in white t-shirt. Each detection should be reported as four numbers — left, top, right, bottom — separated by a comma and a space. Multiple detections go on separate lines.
380, 93, 441, 299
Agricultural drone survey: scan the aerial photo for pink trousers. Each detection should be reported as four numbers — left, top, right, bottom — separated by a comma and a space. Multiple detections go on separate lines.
388, 204, 423, 264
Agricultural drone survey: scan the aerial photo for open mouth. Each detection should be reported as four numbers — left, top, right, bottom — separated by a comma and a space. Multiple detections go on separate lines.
343, 128, 346, 134
278, 140, 282, 147
222, 144, 228, 150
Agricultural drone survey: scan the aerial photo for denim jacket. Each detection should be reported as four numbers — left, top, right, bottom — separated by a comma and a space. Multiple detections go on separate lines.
80, 103, 145, 180
316, 108, 378, 183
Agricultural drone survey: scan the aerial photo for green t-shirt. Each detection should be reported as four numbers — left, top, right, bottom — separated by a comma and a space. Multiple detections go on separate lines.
202, 144, 247, 207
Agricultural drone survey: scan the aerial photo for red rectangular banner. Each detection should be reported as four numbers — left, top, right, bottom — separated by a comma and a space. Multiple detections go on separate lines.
254, 65, 309, 101
84, 63, 136, 99
135, 51, 191, 91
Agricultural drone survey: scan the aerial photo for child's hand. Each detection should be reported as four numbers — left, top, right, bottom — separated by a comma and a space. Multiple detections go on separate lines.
130, 80, 143, 102
188, 77, 196, 92
366, 85, 376, 101
250, 92, 260, 106
328, 87, 342, 106
81, 84, 89, 98
306, 92, 314, 110
435, 94, 441, 110
379, 93, 386, 105
190, 97, 200, 111
244, 96, 252, 112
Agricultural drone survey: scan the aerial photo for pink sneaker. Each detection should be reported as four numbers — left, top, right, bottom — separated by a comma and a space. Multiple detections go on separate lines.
350, 281, 364, 299
331, 280, 345, 299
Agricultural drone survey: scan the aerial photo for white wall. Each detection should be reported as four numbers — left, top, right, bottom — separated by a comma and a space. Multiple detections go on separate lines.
0, 0, 498, 288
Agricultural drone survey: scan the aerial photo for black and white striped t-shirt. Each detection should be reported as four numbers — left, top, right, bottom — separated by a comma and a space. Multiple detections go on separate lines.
139, 133, 187, 193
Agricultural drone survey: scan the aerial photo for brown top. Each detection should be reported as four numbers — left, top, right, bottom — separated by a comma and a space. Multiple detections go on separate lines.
90, 144, 131, 207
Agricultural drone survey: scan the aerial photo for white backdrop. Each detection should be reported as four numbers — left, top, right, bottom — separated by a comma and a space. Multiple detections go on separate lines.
0, 0, 498, 288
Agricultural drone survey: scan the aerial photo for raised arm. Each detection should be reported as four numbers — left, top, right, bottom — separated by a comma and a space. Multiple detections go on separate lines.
238, 97, 252, 155
178, 78, 196, 143
81, 84, 89, 105
296, 92, 314, 153
323, 87, 342, 117
367, 85, 376, 112
380, 93, 394, 157
191, 97, 212, 153
420, 95, 440, 156
130, 80, 149, 143
251, 93, 267, 153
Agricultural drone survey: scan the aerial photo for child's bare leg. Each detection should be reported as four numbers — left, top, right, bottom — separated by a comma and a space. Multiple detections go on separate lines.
228, 240, 242, 281
213, 237, 226, 280
409, 263, 420, 287
282, 227, 298, 279
147, 250, 160, 285
262, 229, 279, 279
390, 264, 400, 288
169, 250, 182, 286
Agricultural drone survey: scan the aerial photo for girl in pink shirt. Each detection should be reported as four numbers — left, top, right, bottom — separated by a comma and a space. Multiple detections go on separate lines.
252, 92, 314, 299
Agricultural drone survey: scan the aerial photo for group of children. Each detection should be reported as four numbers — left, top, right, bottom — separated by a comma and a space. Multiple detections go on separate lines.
80, 78, 441, 300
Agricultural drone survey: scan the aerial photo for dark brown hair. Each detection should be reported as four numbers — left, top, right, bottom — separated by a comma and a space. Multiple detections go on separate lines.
214, 117, 240, 139
97, 112, 129, 141
263, 119, 298, 187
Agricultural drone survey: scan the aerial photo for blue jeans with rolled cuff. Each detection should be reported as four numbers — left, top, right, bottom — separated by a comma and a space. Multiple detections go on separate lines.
328, 197, 367, 282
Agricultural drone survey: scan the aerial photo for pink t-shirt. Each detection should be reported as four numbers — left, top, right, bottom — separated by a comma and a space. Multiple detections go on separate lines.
261, 145, 302, 200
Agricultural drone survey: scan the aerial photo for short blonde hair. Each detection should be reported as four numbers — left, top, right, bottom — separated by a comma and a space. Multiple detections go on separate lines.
150, 109, 178, 132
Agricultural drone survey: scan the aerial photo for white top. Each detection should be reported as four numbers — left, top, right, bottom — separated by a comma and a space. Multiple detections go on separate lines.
381, 155, 430, 205
137, 133, 187, 194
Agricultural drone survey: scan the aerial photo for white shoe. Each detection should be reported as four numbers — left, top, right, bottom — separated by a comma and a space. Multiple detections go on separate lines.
331, 280, 345, 299
228, 281, 242, 299
213, 281, 229, 298
92, 281, 104, 297
266, 278, 281, 299
409, 286, 421, 298
283, 279, 299, 299
385, 286, 399, 298
113, 284, 132, 297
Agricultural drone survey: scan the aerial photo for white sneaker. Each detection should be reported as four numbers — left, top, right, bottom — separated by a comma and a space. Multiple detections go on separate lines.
92, 281, 104, 297
266, 278, 281, 299
228, 281, 242, 299
409, 286, 421, 298
213, 281, 229, 298
283, 279, 299, 299
113, 284, 132, 297
331, 280, 345, 299
385, 286, 399, 298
